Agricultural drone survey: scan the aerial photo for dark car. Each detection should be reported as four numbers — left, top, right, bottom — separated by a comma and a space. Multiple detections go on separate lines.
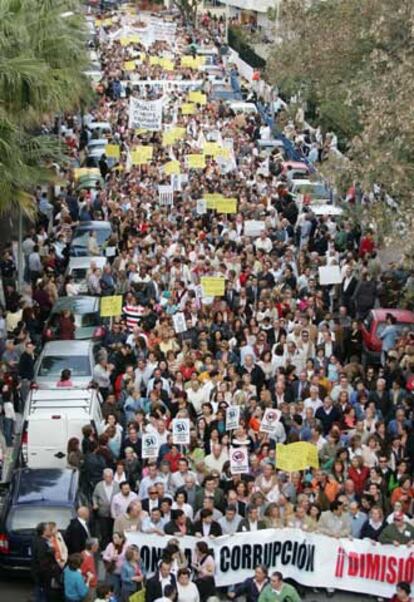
69, 220, 112, 257
0, 468, 79, 570
43, 296, 105, 342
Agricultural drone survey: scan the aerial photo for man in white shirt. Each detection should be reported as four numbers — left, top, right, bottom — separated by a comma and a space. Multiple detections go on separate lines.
92, 469, 120, 547
138, 462, 162, 499
170, 458, 197, 492
204, 443, 229, 473
304, 385, 323, 414
110, 481, 138, 519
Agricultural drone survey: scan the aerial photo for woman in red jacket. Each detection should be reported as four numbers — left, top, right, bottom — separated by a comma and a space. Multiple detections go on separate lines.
348, 455, 370, 496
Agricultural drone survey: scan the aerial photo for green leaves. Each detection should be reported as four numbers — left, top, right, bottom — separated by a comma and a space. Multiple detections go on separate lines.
0, 0, 89, 214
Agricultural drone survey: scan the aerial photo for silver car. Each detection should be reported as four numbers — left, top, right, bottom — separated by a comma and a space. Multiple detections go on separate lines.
34, 340, 95, 389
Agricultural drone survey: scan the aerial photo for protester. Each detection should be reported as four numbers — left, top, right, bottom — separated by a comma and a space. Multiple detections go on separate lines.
8, 4, 414, 602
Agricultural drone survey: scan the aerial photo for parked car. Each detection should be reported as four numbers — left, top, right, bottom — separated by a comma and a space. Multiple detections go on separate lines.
69, 220, 112, 257
228, 101, 258, 114
210, 84, 241, 102
34, 340, 95, 389
290, 179, 332, 204
360, 308, 414, 365
0, 468, 79, 570
20, 389, 103, 469
282, 161, 310, 180
43, 296, 105, 341
66, 256, 107, 294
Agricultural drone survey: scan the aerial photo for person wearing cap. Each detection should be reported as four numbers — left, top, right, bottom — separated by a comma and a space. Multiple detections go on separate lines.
379, 511, 414, 545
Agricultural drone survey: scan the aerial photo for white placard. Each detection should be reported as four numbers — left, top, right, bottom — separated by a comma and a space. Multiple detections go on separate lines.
172, 418, 190, 445
158, 184, 174, 206
196, 199, 207, 215
128, 97, 163, 130
141, 432, 159, 459
172, 312, 187, 334
260, 408, 282, 434
229, 446, 249, 474
244, 220, 265, 237
318, 265, 342, 285
226, 406, 240, 431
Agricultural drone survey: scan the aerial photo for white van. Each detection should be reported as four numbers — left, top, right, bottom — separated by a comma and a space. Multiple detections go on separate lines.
20, 388, 104, 469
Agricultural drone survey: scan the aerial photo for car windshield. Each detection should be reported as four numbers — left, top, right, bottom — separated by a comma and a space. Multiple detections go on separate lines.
72, 228, 110, 247
376, 322, 414, 336
71, 268, 88, 281
9, 507, 73, 531
38, 355, 90, 377
74, 312, 100, 328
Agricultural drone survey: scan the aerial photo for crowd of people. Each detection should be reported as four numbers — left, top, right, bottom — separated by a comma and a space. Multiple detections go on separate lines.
0, 2, 414, 602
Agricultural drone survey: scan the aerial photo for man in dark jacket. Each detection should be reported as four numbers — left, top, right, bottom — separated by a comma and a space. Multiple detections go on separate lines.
164, 509, 194, 536
145, 559, 177, 602
229, 565, 269, 602
31, 522, 59, 602
64, 506, 91, 554
18, 340, 35, 410
193, 508, 222, 537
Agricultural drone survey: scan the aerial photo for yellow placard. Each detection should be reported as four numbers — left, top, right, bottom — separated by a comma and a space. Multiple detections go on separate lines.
194, 55, 206, 68
131, 145, 153, 165
276, 442, 319, 473
123, 61, 136, 71
200, 277, 225, 297
105, 144, 120, 159
162, 131, 177, 146
135, 128, 147, 135
215, 198, 237, 214
149, 55, 161, 66
120, 35, 140, 46
188, 91, 207, 105
159, 58, 174, 71
186, 154, 206, 169
164, 160, 181, 175
181, 103, 196, 115
204, 193, 223, 209
73, 168, 100, 181
100, 295, 123, 318
101, 18, 113, 27
181, 55, 196, 68
170, 127, 186, 140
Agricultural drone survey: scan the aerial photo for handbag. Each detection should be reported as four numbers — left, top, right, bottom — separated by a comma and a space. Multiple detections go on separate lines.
129, 589, 146, 602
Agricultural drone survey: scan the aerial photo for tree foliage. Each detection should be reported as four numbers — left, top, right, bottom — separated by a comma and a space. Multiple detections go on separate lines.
0, 0, 90, 215
171, 0, 199, 26
266, 0, 414, 216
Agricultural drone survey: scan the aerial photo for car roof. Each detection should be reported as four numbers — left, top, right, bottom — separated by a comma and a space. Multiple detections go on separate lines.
40, 340, 93, 356
68, 256, 107, 269
51, 296, 99, 314
74, 220, 111, 230
88, 122, 111, 129
12, 468, 78, 505
370, 309, 414, 322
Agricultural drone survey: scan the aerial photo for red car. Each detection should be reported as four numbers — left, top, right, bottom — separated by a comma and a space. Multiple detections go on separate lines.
360, 308, 414, 365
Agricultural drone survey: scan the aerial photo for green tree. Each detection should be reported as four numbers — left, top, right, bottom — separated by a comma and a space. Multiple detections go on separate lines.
266, 0, 414, 231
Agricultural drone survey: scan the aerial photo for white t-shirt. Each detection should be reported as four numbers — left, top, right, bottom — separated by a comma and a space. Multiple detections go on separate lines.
177, 581, 200, 602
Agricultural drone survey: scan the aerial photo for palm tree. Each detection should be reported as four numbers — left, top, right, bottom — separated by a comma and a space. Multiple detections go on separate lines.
0, 0, 92, 286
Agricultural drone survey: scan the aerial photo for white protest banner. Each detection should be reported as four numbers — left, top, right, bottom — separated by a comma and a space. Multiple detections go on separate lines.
172, 312, 187, 334
128, 97, 163, 131
172, 418, 190, 445
226, 406, 240, 431
141, 432, 159, 459
318, 265, 342, 285
126, 78, 203, 89
126, 529, 413, 597
230, 446, 249, 474
244, 220, 266, 237
196, 199, 207, 215
260, 408, 281, 434
158, 184, 174, 206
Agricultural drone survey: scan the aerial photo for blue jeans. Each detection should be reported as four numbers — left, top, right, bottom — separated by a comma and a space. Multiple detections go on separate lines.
3, 417, 14, 447
33, 583, 48, 602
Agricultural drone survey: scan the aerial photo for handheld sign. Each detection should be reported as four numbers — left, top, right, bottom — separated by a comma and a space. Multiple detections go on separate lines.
142, 433, 159, 459
230, 446, 249, 475
260, 408, 282, 434
100, 295, 123, 318
226, 406, 240, 431
318, 265, 342, 285
172, 418, 190, 445
172, 312, 187, 334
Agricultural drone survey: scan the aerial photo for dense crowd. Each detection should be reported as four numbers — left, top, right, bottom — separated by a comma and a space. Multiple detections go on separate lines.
0, 3, 414, 602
